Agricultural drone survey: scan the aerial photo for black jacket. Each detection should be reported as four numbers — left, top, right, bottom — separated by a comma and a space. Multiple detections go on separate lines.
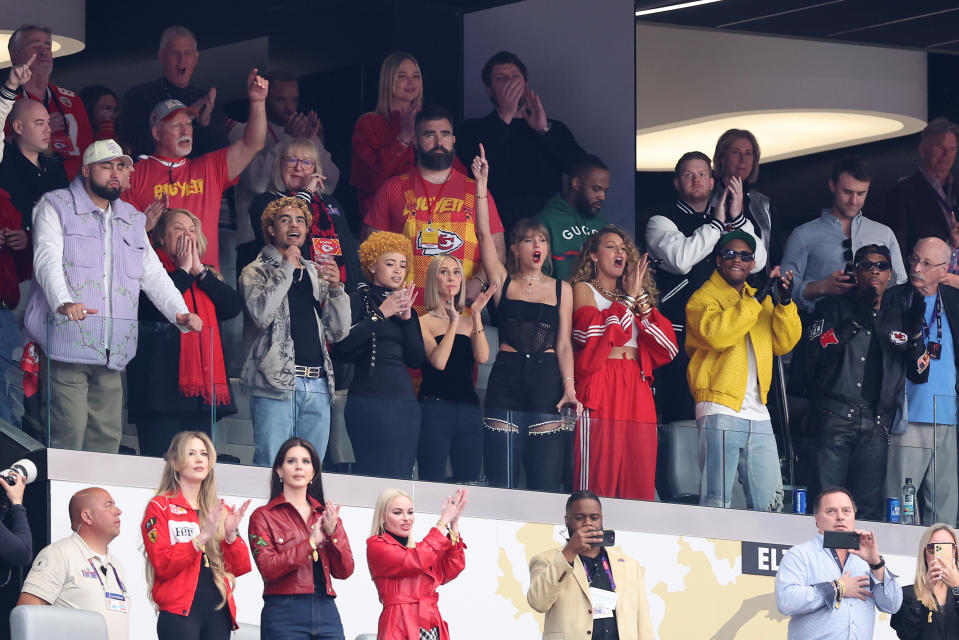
805, 284, 927, 427
882, 170, 958, 266
891, 583, 959, 640
0, 140, 68, 229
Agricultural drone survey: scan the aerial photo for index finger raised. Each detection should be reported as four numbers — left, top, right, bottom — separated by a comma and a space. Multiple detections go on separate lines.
479, 142, 486, 160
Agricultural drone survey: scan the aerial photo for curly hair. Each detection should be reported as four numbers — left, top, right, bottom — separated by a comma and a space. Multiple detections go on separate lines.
261, 196, 312, 245
359, 231, 414, 284
568, 225, 659, 305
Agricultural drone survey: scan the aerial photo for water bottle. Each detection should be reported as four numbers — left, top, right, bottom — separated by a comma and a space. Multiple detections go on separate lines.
902, 478, 917, 525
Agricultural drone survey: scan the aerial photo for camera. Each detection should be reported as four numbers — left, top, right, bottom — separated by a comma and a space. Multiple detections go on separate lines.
1, 459, 37, 486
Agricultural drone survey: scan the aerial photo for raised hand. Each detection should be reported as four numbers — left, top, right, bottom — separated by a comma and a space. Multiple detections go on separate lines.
191, 88, 217, 127
247, 68, 269, 103
321, 501, 340, 537
310, 519, 326, 547
175, 233, 193, 271
143, 195, 169, 232
379, 289, 406, 318
304, 172, 326, 194
495, 77, 524, 123
563, 522, 604, 561
398, 103, 418, 144
283, 245, 302, 266
196, 500, 223, 546
470, 282, 496, 316
189, 235, 204, 276
399, 283, 416, 320
0, 471, 26, 505
471, 143, 489, 187
728, 176, 744, 217
624, 253, 649, 297
522, 88, 548, 133
285, 112, 309, 138
444, 297, 461, 327
315, 256, 341, 289
5, 52, 35, 91
777, 269, 794, 304
439, 488, 468, 525
223, 499, 251, 542
306, 111, 323, 142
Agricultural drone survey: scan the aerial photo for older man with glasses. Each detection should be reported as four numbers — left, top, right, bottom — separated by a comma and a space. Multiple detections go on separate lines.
885, 237, 959, 526
803, 243, 928, 521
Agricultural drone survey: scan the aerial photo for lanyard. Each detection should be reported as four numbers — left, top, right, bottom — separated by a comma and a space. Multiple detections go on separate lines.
921, 290, 943, 344
582, 555, 616, 591
147, 155, 188, 186
416, 169, 451, 225
87, 558, 126, 594
19, 85, 67, 123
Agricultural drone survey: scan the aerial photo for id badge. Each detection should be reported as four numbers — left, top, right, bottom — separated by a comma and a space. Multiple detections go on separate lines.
589, 587, 617, 619
421, 225, 439, 245
312, 237, 343, 257
928, 341, 942, 359
105, 592, 128, 613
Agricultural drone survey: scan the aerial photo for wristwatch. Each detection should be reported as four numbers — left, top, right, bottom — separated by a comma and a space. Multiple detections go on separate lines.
868, 555, 885, 571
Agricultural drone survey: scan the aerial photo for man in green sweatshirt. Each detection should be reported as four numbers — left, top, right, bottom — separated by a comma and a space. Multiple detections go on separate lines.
536, 154, 610, 280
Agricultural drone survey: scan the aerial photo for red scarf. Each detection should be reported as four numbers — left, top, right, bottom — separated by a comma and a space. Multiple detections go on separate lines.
156, 248, 231, 406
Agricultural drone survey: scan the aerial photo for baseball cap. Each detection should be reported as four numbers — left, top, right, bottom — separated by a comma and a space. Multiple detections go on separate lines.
717, 230, 757, 253
82, 139, 133, 167
149, 99, 198, 127
853, 243, 891, 263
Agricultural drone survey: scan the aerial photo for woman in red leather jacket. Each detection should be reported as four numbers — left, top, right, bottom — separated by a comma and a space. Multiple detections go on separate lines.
248, 437, 354, 639
141, 431, 252, 640
366, 487, 467, 640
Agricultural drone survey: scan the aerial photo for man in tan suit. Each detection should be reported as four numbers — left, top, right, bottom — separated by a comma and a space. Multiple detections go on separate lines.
528, 490, 654, 639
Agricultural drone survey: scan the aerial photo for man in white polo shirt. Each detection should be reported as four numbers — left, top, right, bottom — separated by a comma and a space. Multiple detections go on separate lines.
17, 487, 129, 640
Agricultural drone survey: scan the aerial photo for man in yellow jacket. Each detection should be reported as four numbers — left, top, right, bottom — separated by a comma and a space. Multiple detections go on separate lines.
685, 230, 802, 510
528, 491, 654, 640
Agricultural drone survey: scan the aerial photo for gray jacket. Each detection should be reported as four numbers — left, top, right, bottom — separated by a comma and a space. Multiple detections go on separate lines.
239, 244, 350, 398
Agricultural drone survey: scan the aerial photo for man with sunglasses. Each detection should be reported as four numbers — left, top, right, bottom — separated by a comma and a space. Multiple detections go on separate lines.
885, 237, 959, 526
804, 244, 928, 521
686, 230, 802, 511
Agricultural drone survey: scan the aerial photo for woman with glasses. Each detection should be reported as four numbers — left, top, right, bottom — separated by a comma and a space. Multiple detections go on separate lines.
891, 523, 959, 639
568, 225, 678, 500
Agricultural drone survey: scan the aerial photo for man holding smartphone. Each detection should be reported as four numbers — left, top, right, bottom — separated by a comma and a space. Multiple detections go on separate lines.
775, 487, 902, 639
527, 490, 654, 640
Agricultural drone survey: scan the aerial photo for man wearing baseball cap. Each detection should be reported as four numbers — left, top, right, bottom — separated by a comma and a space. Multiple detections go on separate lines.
121, 69, 268, 269
22, 139, 202, 454
685, 230, 802, 511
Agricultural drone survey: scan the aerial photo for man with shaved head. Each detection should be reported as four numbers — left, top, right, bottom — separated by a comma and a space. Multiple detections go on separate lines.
18, 487, 129, 640
885, 236, 959, 524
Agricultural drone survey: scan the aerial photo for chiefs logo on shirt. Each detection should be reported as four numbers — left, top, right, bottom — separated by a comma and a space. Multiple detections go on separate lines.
416, 228, 464, 256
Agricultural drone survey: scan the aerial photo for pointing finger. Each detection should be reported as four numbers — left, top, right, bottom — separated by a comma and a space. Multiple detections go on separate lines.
25, 52, 37, 68
479, 142, 486, 160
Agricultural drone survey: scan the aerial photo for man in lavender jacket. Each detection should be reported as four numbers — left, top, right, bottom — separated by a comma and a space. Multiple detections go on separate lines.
23, 139, 202, 453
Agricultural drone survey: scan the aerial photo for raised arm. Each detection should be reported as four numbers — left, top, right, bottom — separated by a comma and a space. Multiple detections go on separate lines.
471, 144, 507, 293
226, 70, 268, 181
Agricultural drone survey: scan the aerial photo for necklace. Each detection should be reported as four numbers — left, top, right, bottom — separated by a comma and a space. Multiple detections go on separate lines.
520, 274, 542, 294
427, 310, 449, 321
590, 279, 623, 302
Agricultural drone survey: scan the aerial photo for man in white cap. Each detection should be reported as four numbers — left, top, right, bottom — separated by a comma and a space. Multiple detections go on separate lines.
23, 139, 202, 453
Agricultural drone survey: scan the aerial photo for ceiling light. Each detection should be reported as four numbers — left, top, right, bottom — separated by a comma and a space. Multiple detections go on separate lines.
0, 33, 85, 67
635, 0, 723, 17
0, 1, 85, 68
636, 110, 926, 171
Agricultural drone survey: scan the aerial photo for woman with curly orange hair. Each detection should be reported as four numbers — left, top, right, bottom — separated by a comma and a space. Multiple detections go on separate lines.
333, 231, 425, 479
569, 226, 678, 500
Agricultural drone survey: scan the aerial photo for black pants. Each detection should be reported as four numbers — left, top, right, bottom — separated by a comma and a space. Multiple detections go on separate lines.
346, 395, 420, 479
137, 414, 212, 458
156, 585, 231, 640
809, 406, 888, 521
417, 398, 483, 483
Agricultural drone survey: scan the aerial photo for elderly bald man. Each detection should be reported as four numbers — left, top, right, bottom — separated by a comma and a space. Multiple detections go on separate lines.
885, 236, 959, 525
17, 487, 129, 640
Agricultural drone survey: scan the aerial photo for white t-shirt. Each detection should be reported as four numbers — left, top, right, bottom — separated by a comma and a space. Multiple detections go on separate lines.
696, 335, 771, 422
21, 533, 130, 640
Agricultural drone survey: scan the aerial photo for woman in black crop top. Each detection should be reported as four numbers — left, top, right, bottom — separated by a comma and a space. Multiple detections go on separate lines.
333, 232, 425, 479
472, 144, 580, 491
417, 254, 496, 483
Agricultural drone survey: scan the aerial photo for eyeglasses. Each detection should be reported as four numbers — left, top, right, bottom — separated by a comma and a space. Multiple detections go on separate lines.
854, 260, 891, 272
842, 238, 852, 262
908, 255, 947, 270
926, 542, 957, 553
720, 249, 755, 262
282, 156, 315, 169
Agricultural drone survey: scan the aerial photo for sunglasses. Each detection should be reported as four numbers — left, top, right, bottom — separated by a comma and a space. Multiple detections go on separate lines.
720, 249, 755, 262
854, 260, 891, 272
926, 542, 957, 553
842, 238, 852, 262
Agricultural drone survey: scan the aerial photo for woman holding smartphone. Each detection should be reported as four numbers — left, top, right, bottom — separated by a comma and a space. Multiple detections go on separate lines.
891, 523, 959, 639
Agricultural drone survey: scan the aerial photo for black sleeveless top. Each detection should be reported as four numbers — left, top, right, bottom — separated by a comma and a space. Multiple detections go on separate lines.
495, 275, 561, 354
419, 333, 479, 405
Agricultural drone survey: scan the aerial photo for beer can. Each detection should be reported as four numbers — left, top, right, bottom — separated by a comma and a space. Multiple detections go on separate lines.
792, 488, 806, 514
887, 497, 901, 523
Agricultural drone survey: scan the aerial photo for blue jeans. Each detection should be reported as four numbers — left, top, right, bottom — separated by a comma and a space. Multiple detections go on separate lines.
0, 310, 22, 428
697, 413, 783, 511
261, 593, 344, 640
251, 377, 331, 467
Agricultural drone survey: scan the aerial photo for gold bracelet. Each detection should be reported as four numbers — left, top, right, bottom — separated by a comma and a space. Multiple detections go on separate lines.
471, 328, 485, 335
437, 520, 448, 530
476, 195, 488, 199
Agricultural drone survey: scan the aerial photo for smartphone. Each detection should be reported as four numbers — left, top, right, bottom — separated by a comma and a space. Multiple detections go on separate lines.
843, 263, 856, 283
823, 530, 860, 550
590, 529, 616, 548
935, 543, 952, 564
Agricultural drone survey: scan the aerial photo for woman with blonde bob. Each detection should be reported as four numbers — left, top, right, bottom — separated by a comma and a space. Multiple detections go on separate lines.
366, 487, 467, 640
417, 254, 496, 482
333, 232, 425, 479
891, 522, 959, 638
569, 225, 678, 501
127, 208, 242, 457
141, 431, 252, 640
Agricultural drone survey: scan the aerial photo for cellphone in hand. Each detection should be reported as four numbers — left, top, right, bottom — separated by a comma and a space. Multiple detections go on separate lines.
843, 263, 856, 282
934, 543, 953, 564
590, 529, 616, 548
823, 530, 860, 550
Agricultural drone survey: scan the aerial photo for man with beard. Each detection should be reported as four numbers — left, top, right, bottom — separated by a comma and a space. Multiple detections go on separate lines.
535, 154, 610, 280
229, 70, 339, 243
22, 140, 201, 453
121, 69, 268, 269
364, 104, 506, 310
804, 244, 927, 520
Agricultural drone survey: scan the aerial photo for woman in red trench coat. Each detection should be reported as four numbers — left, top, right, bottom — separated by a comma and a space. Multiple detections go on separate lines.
366, 488, 468, 640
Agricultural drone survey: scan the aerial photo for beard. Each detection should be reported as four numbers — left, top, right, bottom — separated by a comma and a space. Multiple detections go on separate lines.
89, 179, 121, 202
417, 147, 454, 171
573, 191, 599, 218
855, 283, 880, 309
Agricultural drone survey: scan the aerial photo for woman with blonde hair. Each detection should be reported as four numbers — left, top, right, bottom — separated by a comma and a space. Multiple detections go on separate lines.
141, 431, 252, 640
569, 225, 678, 500
127, 208, 242, 457
366, 487, 467, 640
891, 522, 959, 638
333, 231, 425, 478
711, 128, 774, 257
417, 254, 496, 482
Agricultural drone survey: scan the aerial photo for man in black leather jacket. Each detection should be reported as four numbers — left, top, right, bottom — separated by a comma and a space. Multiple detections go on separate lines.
804, 244, 928, 520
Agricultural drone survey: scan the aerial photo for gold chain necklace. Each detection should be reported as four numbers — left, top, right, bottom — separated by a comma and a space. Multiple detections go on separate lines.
590, 280, 623, 302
